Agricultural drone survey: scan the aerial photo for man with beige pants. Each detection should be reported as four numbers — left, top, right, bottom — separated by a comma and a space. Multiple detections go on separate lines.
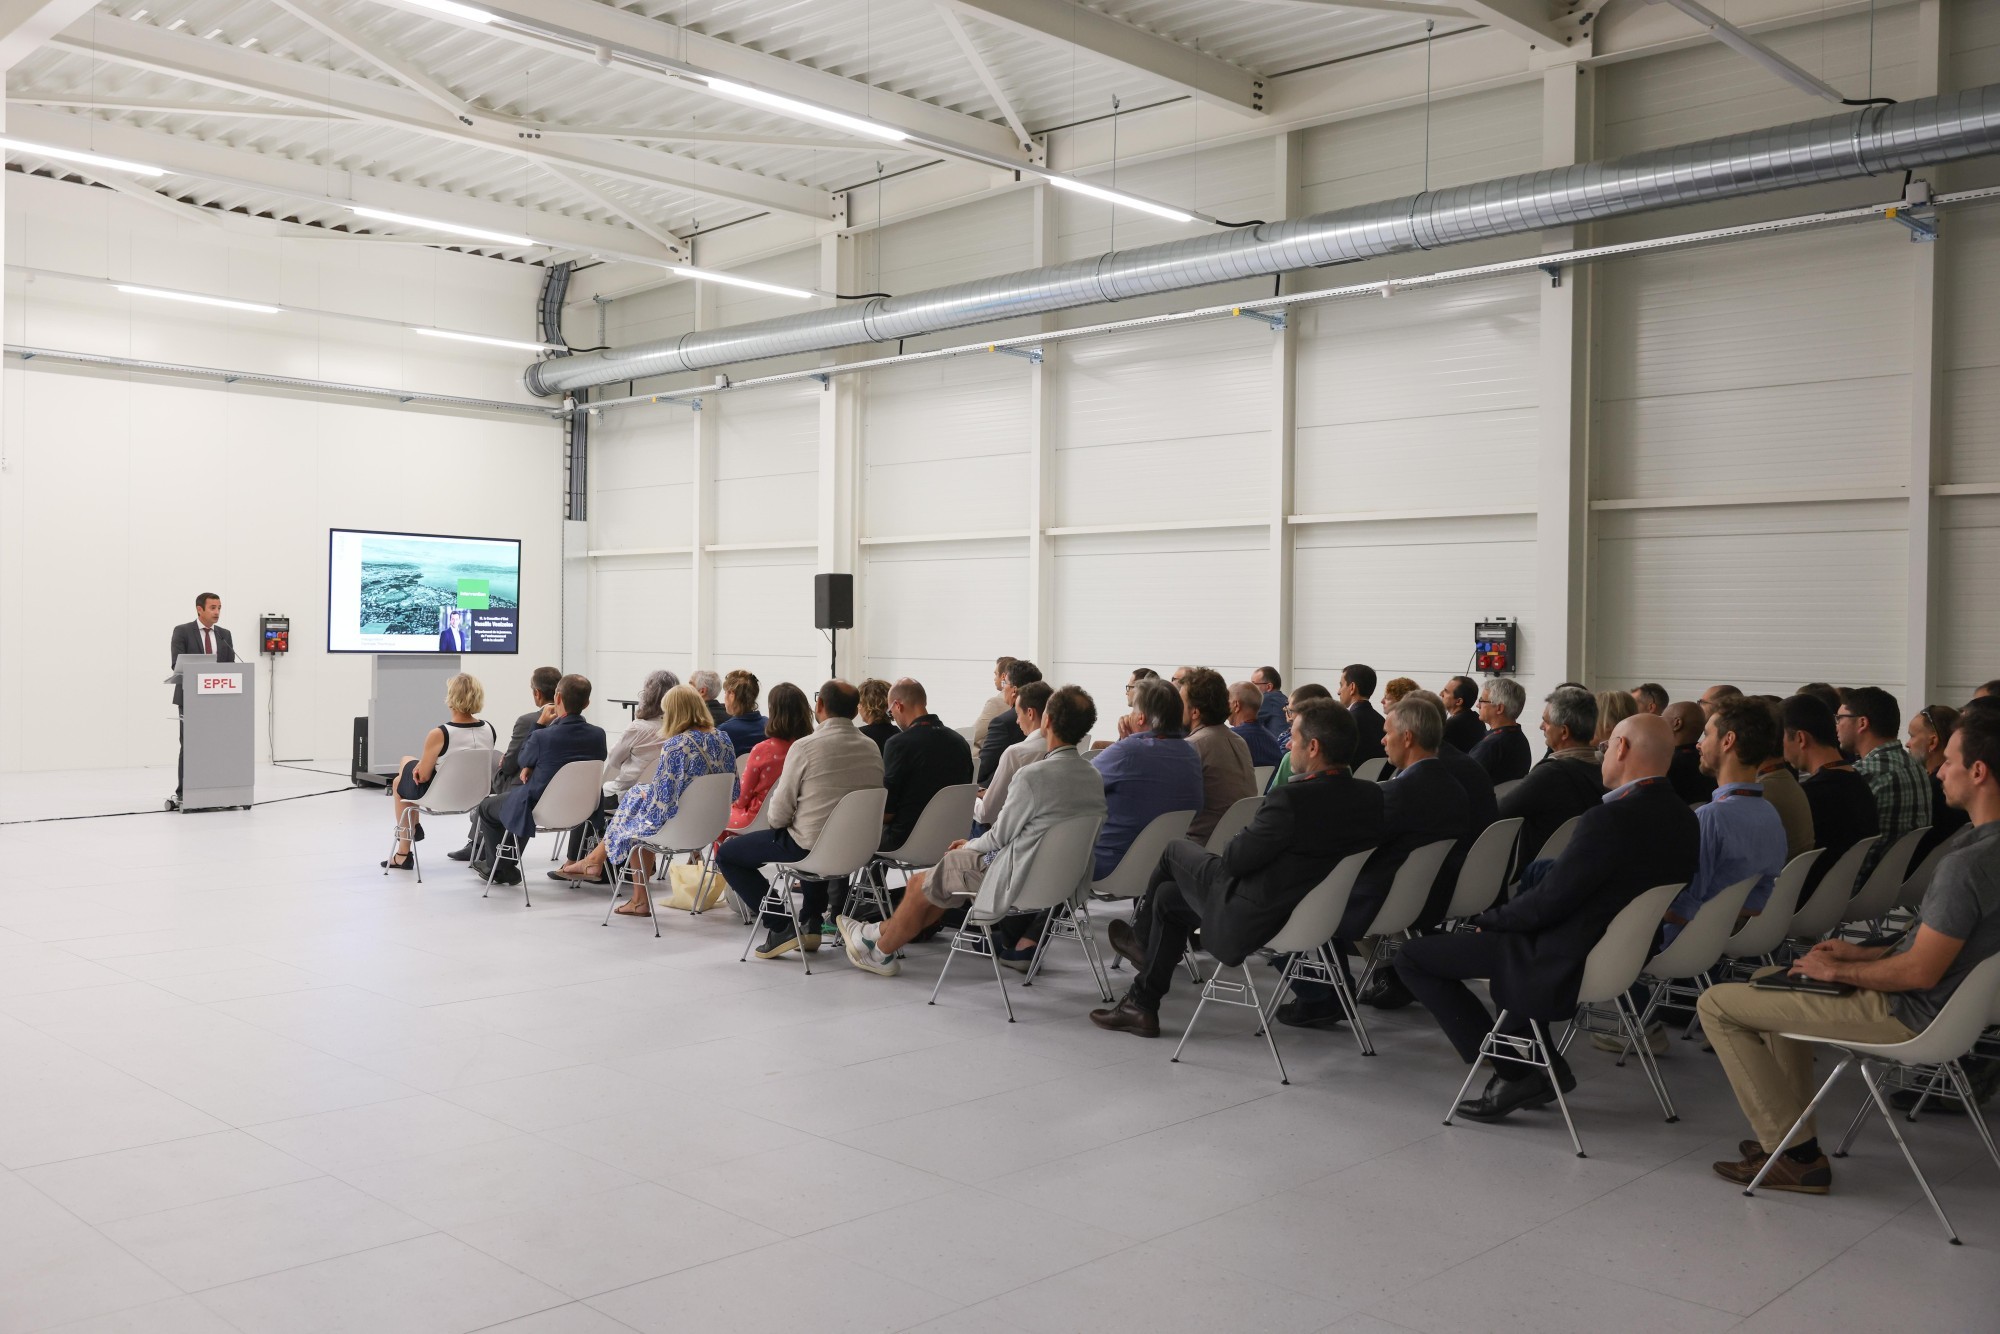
1699, 711, 2000, 1194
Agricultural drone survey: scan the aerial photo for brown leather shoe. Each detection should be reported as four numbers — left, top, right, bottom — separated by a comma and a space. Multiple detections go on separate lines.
1089, 997, 1160, 1038
1713, 1150, 1831, 1194
1105, 919, 1146, 970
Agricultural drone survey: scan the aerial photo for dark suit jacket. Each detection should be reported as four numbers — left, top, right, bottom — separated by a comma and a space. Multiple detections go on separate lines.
1667, 745, 1717, 805
977, 711, 1026, 786
1469, 724, 1532, 784
1471, 776, 1700, 1019
1499, 751, 1606, 863
1348, 701, 1386, 764
706, 700, 730, 729
493, 708, 542, 796
438, 628, 467, 652
169, 621, 236, 706
497, 713, 607, 842
881, 715, 973, 850
1338, 757, 1471, 939
1207, 770, 1385, 965
1429, 743, 1499, 920
1443, 710, 1487, 755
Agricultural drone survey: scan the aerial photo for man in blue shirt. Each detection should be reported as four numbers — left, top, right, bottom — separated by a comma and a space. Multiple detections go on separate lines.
1252, 665, 1289, 743
1091, 678, 1203, 878
1227, 680, 1283, 768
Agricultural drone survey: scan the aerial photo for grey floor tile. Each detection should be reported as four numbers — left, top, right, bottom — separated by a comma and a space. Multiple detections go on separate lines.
20, 1129, 322, 1225
582, 1236, 960, 1333
336, 1133, 642, 1230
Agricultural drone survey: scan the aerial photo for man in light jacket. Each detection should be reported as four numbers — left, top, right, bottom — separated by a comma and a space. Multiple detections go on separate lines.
837, 686, 1106, 978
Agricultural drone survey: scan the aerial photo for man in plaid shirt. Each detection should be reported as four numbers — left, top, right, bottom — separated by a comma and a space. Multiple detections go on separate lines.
1839, 686, 1932, 880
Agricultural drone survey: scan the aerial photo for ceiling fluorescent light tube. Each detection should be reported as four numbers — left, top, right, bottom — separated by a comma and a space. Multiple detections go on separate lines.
0, 137, 166, 177
674, 264, 815, 300
414, 328, 558, 352
347, 206, 536, 247
700, 77, 908, 142
1044, 175, 1195, 223
401, 0, 498, 23
116, 284, 281, 313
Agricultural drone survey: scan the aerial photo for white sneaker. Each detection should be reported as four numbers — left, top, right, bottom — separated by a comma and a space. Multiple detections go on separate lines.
837, 914, 900, 977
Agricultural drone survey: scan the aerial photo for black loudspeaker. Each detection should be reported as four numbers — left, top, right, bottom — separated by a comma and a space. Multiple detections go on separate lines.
814, 573, 854, 629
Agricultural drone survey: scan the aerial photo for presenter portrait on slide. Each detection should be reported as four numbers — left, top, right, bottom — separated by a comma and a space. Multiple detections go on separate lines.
439, 609, 470, 652
168, 592, 235, 808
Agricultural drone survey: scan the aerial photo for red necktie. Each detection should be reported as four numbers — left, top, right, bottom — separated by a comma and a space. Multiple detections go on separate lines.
203, 628, 213, 655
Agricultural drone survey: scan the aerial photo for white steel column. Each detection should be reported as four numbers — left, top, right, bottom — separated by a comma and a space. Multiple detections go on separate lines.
1270, 131, 1302, 686
817, 231, 862, 677
1905, 0, 1945, 708
1026, 183, 1057, 664
689, 280, 719, 671
1534, 59, 1594, 690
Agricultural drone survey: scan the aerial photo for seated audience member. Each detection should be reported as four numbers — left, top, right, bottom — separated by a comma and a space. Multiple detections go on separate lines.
1797, 681, 1843, 715
1397, 715, 1698, 1122
719, 680, 884, 958
556, 685, 736, 915
1469, 677, 1532, 784
1406, 688, 1499, 914
970, 656, 1018, 754
1171, 666, 1195, 689
1125, 667, 1160, 706
1182, 667, 1257, 843
1228, 680, 1283, 769
1838, 686, 1932, 879
1251, 665, 1290, 741
1702, 710, 2000, 1194
1442, 676, 1487, 753
977, 681, 1052, 827
1091, 677, 1204, 877
880, 678, 973, 851
1753, 697, 1816, 862
1667, 699, 1790, 936
1382, 677, 1419, 709
1665, 700, 1718, 804
718, 670, 765, 758
856, 678, 898, 751
1702, 684, 1744, 717
1783, 693, 1880, 905
1340, 664, 1387, 764
1091, 700, 1387, 1036
1909, 704, 1971, 859
1595, 689, 1639, 748
1632, 683, 1669, 717
727, 682, 812, 834
1978, 681, 2000, 700
452, 665, 560, 862
836, 686, 1105, 977
383, 673, 496, 871
1264, 683, 1333, 789
471, 674, 607, 885
691, 670, 729, 728
1497, 687, 1605, 865
977, 660, 1045, 785
575, 668, 678, 869
1281, 694, 1471, 1024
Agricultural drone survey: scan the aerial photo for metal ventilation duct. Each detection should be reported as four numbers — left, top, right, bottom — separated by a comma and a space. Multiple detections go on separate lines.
526, 84, 2000, 398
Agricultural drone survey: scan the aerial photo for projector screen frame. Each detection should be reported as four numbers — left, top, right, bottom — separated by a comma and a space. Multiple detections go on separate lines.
325, 526, 524, 656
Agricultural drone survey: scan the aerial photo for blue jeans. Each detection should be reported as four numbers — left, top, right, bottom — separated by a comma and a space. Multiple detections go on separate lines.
716, 828, 826, 930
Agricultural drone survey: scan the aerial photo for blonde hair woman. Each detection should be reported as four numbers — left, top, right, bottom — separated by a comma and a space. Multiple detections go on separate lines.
555, 684, 736, 916
382, 674, 495, 871
1594, 689, 1639, 748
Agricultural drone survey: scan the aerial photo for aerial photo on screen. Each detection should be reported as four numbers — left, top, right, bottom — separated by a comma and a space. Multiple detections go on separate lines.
357, 534, 519, 635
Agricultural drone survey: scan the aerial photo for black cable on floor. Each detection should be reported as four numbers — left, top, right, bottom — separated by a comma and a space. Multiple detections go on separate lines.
0, 783, 358, 826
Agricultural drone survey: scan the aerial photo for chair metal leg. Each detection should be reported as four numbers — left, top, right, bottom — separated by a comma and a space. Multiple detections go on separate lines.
1172, 964, 1289, 1085
1833, 1095, 1873, 1157
1244, 966, 1288, 1085
1617, 991, 1678, 1122
1946, 1061, 2000, 1177
646, 851, 661, 939
1523, 1020, 1583, 1158
1905, 1064, 1950, 1121
1071, 900, 1114, 1003
1746, 1054, 1852, 1194
740, 875, 808, 972
988, 938, 1015, 1022
483, 832, 516, 897
1441, 1014, 1495, 1127
1171, 973, 1219, 1066
1857, 1058, 1960, 1243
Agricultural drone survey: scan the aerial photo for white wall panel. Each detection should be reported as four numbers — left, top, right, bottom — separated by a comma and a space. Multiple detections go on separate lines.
1937, 496, 2000, 702
1943, 202, 2000, 484
710, 550, 825, 692
861, 538, 1029, 728
714, 381, 820, 545
1055, 138, 1272, 264
1299, 82, 1541, 215
870, 191, 1035, 300
862, 355, 1030, 536
590, 413, 694, 553
590, 555, 693, 705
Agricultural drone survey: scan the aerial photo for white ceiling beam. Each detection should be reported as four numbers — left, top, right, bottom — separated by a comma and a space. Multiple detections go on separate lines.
1234, 0, 1467, 17
365, 0, 1029, 164
532, 160, 681, 253
92, 172, 227, 227
930, 2, 1033, 152
7, 94, 345, 118
943, 0, 1265, 113
265, 0, 478, 124
46, 21, 839, 219
0, 0, 94, 71
1450, 0, 1589, 47
529, 124, 908, 150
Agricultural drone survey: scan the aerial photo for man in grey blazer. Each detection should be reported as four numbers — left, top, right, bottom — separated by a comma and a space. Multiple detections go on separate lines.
168, 592, 235, 807
837, 684, 1106, 977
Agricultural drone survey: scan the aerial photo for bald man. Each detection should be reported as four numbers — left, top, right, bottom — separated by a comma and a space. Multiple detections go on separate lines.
1397, 714, 1700, 1124
1664, 699, 1717, 804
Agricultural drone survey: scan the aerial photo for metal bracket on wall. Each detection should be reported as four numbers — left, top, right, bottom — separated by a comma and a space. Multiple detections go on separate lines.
1886, 206, 1938, 242
1230, 308, 1286, 330
987, 344, 1042, 363
810, 372, 832, 388
1540, 264, 1564, 287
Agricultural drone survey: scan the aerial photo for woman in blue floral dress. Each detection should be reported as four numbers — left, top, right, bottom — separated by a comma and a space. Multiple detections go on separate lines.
556, 683, 736, 915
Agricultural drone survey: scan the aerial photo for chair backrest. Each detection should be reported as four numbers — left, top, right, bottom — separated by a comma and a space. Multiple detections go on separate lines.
1853, 953, 2000, 1066
1205, 795, 1265, 852
1441, 817, 1522, 921
735, 752, 752, 777
1091, 808, 1196, 899
1252, 765, 1275, 792
1898, 836, 1955, 911
1361, 839, 1455, 938
1576, 883, 1683, 1004
1723, 848, 1822, 960
783, 787, 890, 879
1493, 778, 1524, 801
419, 746, 499, 815
889, 783, 977, 867
1785, 835, 1881, 940
1644, 875, 1757, 982
647, 771, 736, 852
531, 759, 606, 831
1264, 849, 1375, 954
983, 815, 1105, 917
1537, 812, 1584, 864
1354, 757, 1390, 782
1842, 826, 1930, 924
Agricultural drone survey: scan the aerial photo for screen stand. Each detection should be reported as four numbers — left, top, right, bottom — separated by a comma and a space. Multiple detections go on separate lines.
365, 655, 461, 783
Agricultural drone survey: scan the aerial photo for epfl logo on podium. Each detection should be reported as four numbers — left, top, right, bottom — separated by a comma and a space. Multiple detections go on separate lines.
197, 675, 243, 695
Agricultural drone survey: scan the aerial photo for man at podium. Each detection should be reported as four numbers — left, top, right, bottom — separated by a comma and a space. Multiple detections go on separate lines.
170, 592, 235, 807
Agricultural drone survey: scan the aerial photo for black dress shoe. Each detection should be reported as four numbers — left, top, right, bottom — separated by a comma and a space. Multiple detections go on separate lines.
1088, 997, 1161, 1038
1359, 970, 1415, 1010
446, 844, 473, 862
1275, 997, 1348, 1030
1106, 919, 1146, 970
1454, 1070, 1557, 1122
472, 861, 521, 886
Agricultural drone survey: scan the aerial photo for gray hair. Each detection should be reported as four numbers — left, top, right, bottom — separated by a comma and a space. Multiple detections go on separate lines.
1228, 680, 1261, 716
1385, 695, 1445, 752
689, 669, 722, 700
1487, 677, 1526, 722
635, 669, 679, 721
1544, 686, 1598, 744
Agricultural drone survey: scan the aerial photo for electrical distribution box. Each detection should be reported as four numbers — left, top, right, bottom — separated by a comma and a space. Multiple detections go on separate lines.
1474, 619, 1516, 675
260, 615, 291, 655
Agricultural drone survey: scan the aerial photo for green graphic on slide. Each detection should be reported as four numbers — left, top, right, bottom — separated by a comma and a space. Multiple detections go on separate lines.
456, 578, 490, 609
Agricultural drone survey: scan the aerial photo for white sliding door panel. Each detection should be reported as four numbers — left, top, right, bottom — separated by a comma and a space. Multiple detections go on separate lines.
862, 538, 1029, 727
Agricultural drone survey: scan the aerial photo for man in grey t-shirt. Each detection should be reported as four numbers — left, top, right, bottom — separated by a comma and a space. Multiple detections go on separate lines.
1696, 713, 2000, 1197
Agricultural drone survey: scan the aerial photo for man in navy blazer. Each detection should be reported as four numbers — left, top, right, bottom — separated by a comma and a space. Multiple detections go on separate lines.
470, 674, 606, 884
1396, 713, 1699, 1122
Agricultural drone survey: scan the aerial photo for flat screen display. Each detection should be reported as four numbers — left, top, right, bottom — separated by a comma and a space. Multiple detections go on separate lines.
327, 528, 521, 654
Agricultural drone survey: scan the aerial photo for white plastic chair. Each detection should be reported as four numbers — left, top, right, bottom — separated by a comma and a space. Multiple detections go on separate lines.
1681, 848, 1823, 1035
1350, 839, 1456, 997
1744, 953, 2000, 1243
1444, 883, 1682, 1158
1898, 836, 1956, 912
385, 746, 497, 884
1252, 765, 1276, 792
1090, 809, 1197, 902
1441, 817, 1523, 924
707, 799, 772, 922
1172, 847, 1377, 1080
1537, 812, 1585, 864
1592, 875, 1757, 1070
1784, 835, 1881, 945
484, 759, 603, 908
1205, 795, 1265, 853
735, 752, 752, 777
1839, 826, 1930, 935
737, 787, 887, 975
606, 770, 736, 937
1494, 778, 1524, 801
931, 814, 1104, 1020
1354, 757, 1391, 782
848, 783, 976, 923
